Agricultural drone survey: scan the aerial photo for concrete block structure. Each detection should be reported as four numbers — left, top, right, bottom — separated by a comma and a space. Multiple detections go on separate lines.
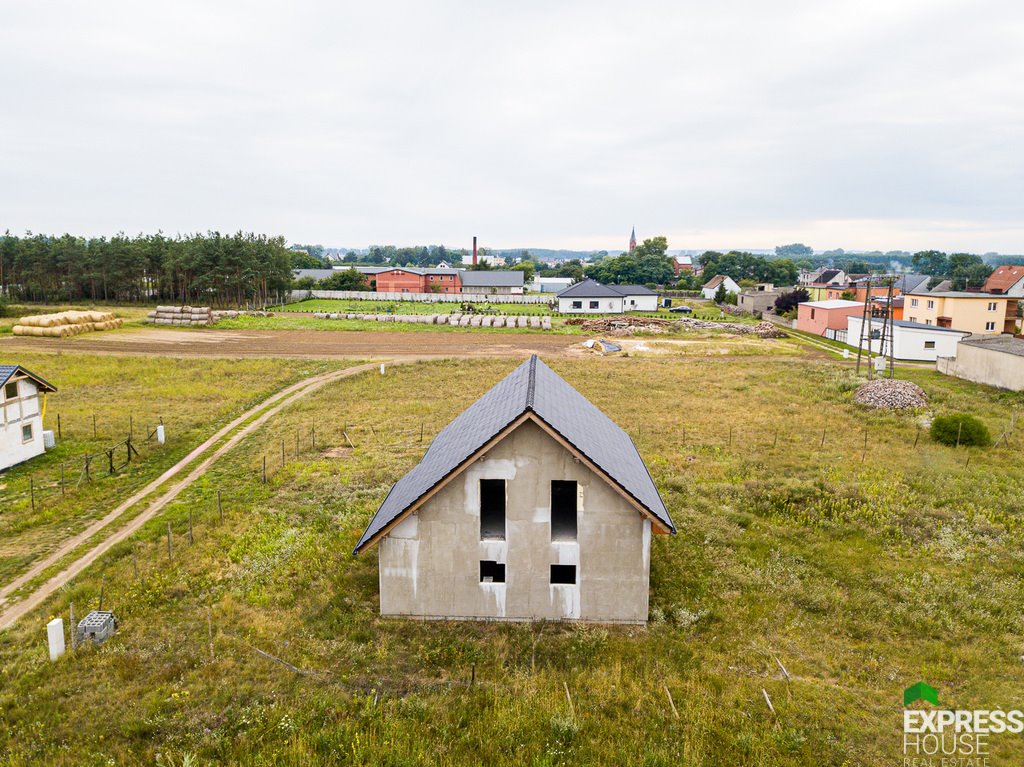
937, 335, 1024, 391
1, 365, 57, 472
75, 611, 117, 646
354, 356, 674, 624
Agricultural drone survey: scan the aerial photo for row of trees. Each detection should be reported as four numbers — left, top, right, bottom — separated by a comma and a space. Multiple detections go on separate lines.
0, 231, 294, 305
585, 237, 675, 286
910, 251, 993, 290
692, 251, 800, 286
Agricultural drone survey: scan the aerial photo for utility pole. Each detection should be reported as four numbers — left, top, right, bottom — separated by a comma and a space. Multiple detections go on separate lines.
855, 276, 873, 376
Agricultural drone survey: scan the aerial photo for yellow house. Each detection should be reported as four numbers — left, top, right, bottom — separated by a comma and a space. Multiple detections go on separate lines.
904, 292, 1017, 335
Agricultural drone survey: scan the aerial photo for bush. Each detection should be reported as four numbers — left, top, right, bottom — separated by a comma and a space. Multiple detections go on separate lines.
930, 414, 991, 447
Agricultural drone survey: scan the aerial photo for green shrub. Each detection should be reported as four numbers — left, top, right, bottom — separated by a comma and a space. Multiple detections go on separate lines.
930, 413, 991, 447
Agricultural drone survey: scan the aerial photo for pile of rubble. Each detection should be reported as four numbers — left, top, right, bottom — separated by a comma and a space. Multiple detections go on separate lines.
852, 379, 929, 410
568, 316, 786, 338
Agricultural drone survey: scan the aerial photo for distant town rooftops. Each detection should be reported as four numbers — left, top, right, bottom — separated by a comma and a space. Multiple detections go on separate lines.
982, 265, 1024, 293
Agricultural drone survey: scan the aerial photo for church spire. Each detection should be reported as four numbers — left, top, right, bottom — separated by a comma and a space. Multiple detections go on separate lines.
629, 227, 637, 252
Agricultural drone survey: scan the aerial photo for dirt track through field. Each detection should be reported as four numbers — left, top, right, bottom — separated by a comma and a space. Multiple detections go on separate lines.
0, 362, 389, 630
0, 328, 576, 359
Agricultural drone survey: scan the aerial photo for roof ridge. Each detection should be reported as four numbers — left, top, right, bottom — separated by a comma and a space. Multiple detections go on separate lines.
525, 355, 538, 409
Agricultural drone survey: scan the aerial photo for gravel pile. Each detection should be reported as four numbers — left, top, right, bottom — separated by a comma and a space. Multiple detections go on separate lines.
853, 379, 928, 409
569, 316, 786, 338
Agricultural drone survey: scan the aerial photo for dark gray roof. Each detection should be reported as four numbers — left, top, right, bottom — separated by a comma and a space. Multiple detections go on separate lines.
908, 290, 1003, 299
460, 270, 525, 287
292, 268, 337, 281
816, 269, 842, 284
0, 365, 56, 393
613, 284, 657, 296
959, 334, 1024, 357
353, 356, 673, 553
855, 318, 969, 334
895, 274, 931, 293
557, 279, 627, 298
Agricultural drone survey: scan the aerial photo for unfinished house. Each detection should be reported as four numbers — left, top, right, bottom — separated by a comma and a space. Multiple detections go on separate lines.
353, 355, 674, 624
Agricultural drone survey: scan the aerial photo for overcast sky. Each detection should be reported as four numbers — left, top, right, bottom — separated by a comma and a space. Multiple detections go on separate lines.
2, 0, 1023, 253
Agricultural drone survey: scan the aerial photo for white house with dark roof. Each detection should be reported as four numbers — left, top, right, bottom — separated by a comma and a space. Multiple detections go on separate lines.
354, 356, 674, 624
1, 365, 57, 471
555, 279, 659, 314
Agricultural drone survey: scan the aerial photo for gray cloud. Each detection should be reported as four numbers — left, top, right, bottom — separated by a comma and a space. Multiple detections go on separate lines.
2, 0, 1022, 252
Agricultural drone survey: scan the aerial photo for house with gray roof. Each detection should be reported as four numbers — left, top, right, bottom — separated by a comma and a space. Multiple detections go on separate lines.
556, 279, 659, 313
1, 365, 57, 471
460, 270, 525, 295
354, 356, 673, 623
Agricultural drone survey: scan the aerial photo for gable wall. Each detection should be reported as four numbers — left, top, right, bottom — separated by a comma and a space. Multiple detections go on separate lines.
1, 376, 45, 470
378, 419, 651, 623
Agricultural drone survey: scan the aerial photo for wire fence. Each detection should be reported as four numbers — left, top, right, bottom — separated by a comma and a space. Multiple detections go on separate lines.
4, 414, 166, 513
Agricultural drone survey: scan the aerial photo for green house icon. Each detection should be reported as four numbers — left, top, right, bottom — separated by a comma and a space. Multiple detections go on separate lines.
904, 682, 938, 707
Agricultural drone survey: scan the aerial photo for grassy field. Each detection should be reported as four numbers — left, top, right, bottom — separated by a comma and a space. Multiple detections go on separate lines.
275, 296, 736, 321
2, 354, 1022, 765
0, 353, 342, 585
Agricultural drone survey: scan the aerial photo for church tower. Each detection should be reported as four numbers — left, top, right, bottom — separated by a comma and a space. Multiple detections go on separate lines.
629, 227, 637, 252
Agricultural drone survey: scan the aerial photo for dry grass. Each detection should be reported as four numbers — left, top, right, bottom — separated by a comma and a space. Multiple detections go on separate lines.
0, 352, 342, 585
0, 355, 1022, 765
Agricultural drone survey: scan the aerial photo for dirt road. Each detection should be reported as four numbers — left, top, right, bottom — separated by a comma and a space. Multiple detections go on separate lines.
0, 328, 576, 359
0, 362, 388, 630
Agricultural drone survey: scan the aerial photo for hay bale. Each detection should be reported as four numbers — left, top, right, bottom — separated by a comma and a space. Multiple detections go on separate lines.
541, 317, 552, 330
517, 316, 528, 328
529, 316, 540, 328
470, 316, 482, 327
480, 316, 493, 327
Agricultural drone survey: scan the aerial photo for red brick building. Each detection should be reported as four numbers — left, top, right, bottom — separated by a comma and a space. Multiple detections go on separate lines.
374, 268, 462, 294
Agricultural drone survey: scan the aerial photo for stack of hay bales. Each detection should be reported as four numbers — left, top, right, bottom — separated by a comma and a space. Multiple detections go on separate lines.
12, 310, 123, 338
146, 306, 213, 326
210, 310, 270, 321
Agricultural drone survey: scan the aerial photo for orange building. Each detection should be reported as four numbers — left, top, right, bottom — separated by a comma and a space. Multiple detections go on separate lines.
374, 268, 462, 294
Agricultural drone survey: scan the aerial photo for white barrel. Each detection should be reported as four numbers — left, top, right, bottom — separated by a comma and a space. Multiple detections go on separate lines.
43, 430, 56, 449
47, 618, 65, 661
156, 424, 166, 444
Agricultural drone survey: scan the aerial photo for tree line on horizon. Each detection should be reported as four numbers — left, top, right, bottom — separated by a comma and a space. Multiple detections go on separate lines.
0, 231, 294, 306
